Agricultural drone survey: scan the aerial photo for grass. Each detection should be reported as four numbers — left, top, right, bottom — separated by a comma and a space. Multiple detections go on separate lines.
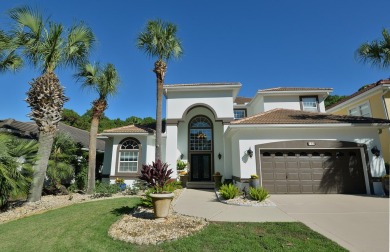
0, 198, 346, 252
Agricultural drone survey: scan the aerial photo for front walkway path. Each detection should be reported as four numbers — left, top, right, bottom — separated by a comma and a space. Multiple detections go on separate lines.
173, 189, 389, 252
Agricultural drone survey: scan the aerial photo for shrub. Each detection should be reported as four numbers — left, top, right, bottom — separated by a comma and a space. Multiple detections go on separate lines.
250, 174, 259, 179
249, 187, 269, 202
141, 188, 155, 208
91, 182, 120, 198
176, 160, 187, 170
219, 183, 241, 199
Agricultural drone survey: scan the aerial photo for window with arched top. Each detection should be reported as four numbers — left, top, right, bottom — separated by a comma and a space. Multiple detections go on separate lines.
117, 138, 141, 174
189, 116, 212, 151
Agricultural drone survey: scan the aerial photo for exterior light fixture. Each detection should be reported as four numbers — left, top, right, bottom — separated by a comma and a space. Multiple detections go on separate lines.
246, 147, 253, 158
180, 153, 184, 160
218, 153, 222, 159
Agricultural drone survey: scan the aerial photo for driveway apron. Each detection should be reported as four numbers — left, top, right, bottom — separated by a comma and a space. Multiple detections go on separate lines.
173, 189, 389, 252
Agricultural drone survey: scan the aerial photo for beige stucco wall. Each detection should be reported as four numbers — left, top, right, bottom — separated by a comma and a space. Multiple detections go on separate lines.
330, 92, 389, 163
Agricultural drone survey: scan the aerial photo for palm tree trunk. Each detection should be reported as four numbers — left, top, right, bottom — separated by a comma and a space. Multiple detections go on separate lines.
86, 115, 99, 194
28, 131, 55, 202
154, 59, 166, 161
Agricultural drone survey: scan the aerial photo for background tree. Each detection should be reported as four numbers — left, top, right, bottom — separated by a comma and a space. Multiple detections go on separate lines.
75, 62, 120, 194
137, 19, 183, 161
46, 132, 76, 194
324, 94, 347, 108
0, 133, 38, 209
356, 28, 390, 69
8, 6, 95, 201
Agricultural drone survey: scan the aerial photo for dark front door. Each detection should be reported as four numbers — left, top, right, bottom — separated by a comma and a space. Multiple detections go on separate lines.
191, 154, 211, 181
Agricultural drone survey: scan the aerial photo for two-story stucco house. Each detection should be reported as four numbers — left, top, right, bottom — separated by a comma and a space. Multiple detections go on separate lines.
99, 83, 390, 195
326, 79, 390, 164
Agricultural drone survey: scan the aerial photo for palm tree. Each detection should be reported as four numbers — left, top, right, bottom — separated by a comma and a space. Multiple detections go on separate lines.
0, 30, 23, 72
75, 62, 120, 194
0, 133, 38, 209
356, 28, 390, 69
8, 6, 95, 201
137, 19, 183, 161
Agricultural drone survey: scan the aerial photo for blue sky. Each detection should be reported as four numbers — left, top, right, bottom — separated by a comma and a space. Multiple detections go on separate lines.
1, 0, 389, 122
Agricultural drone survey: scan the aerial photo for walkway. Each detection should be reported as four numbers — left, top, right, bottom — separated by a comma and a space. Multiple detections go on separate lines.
173, 189, 389, 252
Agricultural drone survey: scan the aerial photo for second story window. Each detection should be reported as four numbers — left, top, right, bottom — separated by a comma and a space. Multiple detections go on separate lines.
349, 102, 372, 117
234, 109, 246, 119
300, 96, 318, 112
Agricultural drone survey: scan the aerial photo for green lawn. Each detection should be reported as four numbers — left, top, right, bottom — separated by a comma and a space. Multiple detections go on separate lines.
0, 197, 346, 252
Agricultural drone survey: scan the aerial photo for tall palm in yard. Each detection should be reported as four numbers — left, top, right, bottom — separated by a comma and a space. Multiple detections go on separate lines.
137, 19, 183, 161
8, 6, 95, 201
75, 63, 120, 194
356, 28, 390, 69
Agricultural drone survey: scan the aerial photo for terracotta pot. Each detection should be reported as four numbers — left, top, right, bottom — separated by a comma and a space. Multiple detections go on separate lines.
249, 178, 260, 189
180, 175, 189, 187
212, 175, 223, 189
150, 193, 174, 219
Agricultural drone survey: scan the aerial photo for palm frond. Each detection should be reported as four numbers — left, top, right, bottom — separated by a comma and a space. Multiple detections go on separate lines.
65, 23, 95, 68
41, 22, 64, 72
137, 19, 183, 61
356, 28, 390, 69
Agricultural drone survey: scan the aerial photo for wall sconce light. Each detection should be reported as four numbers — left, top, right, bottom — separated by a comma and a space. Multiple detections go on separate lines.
246, 147, 253, 158
218, 153, 222, 160
180, 153, 184, 160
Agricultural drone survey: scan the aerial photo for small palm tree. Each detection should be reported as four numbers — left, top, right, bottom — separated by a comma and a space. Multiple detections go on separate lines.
356, 28, 390, 69
75, 62, 120, 194
8, 6, 95, 201
0, 30, 23, 72
137, 19, 183, 161
0, 133, 38, 209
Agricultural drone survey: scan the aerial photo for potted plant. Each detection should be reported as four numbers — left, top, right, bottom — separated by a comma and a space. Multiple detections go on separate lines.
382, 174, 389, 196
115, 177, 126, 191
212, 172, 223, 189
139, 160, 174, 219
249, 174, 260, 189
179, 170, 189, 187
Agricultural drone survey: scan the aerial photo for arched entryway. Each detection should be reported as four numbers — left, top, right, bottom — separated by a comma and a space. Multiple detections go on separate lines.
188, 115, 213, 181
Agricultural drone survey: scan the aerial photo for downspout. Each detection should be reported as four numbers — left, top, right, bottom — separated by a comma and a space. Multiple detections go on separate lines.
381, 89, 389, 120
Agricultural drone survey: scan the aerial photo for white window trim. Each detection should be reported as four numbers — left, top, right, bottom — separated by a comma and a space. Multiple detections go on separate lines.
348, 102, 372, 117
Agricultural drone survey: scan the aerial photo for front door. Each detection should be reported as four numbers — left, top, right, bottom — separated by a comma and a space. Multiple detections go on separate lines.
191, 154, 211, 181
188, 115, 213, 181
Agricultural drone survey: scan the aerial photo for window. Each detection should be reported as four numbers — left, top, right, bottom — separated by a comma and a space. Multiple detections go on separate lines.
348, 102, 372, 117
117, 138, 140, 173
234, 109, 246, 119
189, 116, 212, 151
300, 96, 319, 112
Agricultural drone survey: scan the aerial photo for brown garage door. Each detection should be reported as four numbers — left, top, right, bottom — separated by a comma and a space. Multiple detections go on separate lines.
260, 149, 366, 194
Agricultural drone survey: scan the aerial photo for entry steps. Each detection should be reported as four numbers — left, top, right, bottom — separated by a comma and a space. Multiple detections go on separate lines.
186, 181, 215, 189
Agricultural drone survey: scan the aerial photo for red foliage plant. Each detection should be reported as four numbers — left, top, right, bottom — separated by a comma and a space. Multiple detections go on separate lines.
139, 160, 173, 191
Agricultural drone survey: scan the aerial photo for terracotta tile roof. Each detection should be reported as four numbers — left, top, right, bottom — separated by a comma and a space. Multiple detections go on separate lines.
0, 119, 105, 151
259, 87, 333, 92
164, 82, 241, 87
103, 124, 155, 134
231, 109, 390, 125
234, 96, 252, 104
326, 79, 390, 110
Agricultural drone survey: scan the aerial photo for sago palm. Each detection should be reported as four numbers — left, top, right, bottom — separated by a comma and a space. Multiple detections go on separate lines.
8, 6, 95, 201
137, 19, 183, 161
0, 133, 38, 209
356, 28, 390, 69
75, 62, 120, 194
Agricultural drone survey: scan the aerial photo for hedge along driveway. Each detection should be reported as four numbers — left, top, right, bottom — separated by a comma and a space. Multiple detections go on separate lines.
0, 197, 346, 252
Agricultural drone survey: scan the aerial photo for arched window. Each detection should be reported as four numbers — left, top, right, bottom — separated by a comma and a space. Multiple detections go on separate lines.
117, 138, 141, 173
189, 116, 212, 151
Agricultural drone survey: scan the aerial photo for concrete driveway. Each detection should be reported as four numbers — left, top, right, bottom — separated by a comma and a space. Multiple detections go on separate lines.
270, 195, 389, 252
174, 190, 389, 252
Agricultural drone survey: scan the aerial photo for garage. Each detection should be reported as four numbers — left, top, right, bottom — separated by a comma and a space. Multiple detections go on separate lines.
257, 141, 367, 194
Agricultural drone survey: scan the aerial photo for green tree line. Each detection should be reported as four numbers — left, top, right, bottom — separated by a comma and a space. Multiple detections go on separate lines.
61, 108, 156, 133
